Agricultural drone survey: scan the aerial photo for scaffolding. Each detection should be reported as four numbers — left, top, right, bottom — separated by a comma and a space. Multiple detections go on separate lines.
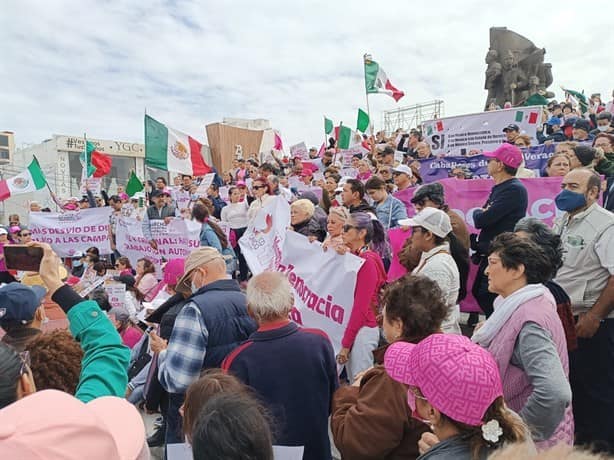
381, 100, 445, 135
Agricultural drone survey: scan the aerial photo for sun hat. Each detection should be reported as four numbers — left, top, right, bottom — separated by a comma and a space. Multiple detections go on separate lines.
482, 143, 523, 169
175, 247, 224, 294
397, 207, 452, 238
0, 389, 146, 460
384, 334, 503, 426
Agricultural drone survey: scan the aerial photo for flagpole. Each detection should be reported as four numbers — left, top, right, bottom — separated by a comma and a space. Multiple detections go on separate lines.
363, 53, 376, 157
323, 116, 328, 155
35, 154, 59, 211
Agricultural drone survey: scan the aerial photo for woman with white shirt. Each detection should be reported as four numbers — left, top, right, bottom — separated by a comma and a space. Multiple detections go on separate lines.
221, 186, 250, 281
247, 177, 275, 225
399, 207, 469, 334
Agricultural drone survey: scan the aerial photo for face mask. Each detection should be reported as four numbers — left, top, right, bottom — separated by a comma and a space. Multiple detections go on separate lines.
73, 260, 82, 267
191, 280, 199, 294
191, 194, 199, 200
597, 125, 609, 132
555, 189, 587, 212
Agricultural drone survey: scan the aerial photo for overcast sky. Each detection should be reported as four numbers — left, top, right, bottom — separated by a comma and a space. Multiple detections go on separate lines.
2, 0, 613, 151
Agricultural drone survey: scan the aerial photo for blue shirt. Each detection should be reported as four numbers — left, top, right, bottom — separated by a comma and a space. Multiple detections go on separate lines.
375, 194, 408, 230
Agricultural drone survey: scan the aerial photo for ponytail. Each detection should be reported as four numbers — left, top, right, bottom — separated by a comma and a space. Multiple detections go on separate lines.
369, 218, 391, 262
208, 220, 229, 249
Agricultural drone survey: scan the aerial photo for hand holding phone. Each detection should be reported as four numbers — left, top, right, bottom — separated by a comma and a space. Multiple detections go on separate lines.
4, 245, 44, 272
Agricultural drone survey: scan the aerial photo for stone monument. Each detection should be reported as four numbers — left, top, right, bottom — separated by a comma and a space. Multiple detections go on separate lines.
484, 27, 554, 110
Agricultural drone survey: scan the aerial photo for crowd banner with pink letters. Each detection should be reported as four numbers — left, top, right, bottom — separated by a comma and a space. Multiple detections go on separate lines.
115, 216, 200, 276
422, 106, 542, 156
239, 196, 290, 275
388, 177, 565, 312
278, 231, 365, 356
29, 207, 113, 256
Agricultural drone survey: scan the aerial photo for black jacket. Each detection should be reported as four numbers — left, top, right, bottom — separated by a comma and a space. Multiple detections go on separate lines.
472, 178, 528, 254
293, 217, 326, 242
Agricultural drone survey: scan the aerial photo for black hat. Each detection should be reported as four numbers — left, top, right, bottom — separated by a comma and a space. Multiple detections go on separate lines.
382, 146, 395, 156
151, 189, 170, 199
573, 145, 596, 166
410, 182, 445, 206
502, 124, 520, 132
113, 274, 136, 288
573, 119, 591, 133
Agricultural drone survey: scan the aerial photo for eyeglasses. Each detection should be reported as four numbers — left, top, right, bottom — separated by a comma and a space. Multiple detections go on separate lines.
253, 185, 266, 190
20, 233, 31, 237
19, 350, 31, 376
342, 224, 356, 233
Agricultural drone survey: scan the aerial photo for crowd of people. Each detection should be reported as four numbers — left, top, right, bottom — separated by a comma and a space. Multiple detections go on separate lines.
0, 92, 613, 460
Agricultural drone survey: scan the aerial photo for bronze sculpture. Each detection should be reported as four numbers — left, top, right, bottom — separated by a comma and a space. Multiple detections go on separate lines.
484, 27, 554, 109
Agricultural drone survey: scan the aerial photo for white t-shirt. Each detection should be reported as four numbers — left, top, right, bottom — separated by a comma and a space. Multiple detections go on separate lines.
221, 201, 249, 229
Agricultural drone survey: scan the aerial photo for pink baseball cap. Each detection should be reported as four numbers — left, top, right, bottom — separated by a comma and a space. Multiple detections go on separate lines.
482, 143, 523, 169
163, 258, 185, 286
0, 389, 147, 460
384, 334, 503, 426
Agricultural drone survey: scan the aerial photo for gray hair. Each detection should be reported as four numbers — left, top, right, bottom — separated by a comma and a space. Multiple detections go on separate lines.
514, 217, 563, 278
267, 175, 280, 186
246, 272, 294, 322
290, 199, 315, 219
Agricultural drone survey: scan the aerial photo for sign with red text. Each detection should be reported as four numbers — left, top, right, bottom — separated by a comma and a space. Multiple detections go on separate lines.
116, 216, 200, 276
278, 231, 365, 356
29, 207, 113, 256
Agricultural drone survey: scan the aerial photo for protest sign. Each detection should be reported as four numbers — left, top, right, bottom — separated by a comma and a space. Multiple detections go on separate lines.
239, 196, 290, 275
79, 176, 102, 196
29, 207, 113, 256
418, 144, 556, 183
116, 216, 200, 276
219, 186, 229, 202
340, 145, 369, 167
278, 231, 365, 356
172, 188, 191, 210
289, 142, 309, 160
195, 173, 216, 195
104, 282, 126, 308
340, 167, 358, 179
422, 106, 542, 156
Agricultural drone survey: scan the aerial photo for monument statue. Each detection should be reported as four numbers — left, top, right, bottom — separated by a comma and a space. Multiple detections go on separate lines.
484, 27, 555, 109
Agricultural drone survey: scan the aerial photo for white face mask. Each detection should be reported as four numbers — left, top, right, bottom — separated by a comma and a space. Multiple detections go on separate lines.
191, 280, 199, 294
598, 125, 609, 132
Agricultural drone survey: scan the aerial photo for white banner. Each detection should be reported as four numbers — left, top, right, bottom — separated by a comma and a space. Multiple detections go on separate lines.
29, 207, 113, 257
340, 145, 369, 167
422, 106, 542, 156
239, 196, 290, 275
289, 142, 309, 160
104, 282, 126, 309
116, 216, 201, 276
278, 232, 365, 356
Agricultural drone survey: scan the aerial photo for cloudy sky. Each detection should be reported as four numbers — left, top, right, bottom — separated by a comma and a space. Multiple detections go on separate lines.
2, 0, 612, 150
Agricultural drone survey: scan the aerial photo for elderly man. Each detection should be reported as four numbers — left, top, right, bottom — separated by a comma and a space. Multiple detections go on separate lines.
415, 141, 432, 159
0, 283, 47, 351
142, 189, 176, 250
151, 247, 257, 445
222, 272, 338, 460
553, 168, 614, 452
392, 164, 414, 192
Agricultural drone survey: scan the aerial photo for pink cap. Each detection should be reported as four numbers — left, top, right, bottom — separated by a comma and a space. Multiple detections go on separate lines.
0, 389, 147, 460
9, 226, 21, 233
119, 192, 129, 200
482, 143, 523, 168
300, 169, 313, 178
236, 180, 246, 187
163, 258, 186, 285
384, 334, 503, 426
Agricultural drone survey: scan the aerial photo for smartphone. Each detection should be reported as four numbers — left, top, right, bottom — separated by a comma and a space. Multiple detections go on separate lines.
4, 245, 44, 271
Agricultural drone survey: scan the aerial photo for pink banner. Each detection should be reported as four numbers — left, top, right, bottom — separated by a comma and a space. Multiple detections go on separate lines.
388, 177, 564, 312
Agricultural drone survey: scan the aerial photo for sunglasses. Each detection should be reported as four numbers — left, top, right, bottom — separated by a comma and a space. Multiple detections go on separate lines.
253, 185, 266, 190
342, 224, 356, 232
20, 233, 31, 237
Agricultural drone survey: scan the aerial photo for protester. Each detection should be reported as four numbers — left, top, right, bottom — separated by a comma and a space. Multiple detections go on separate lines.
331, 275, 447, 459
401, 208, 469, 334
552, 168, 614, 453
566, 144, 597, 170
222, 272, 338, 459
207, 183, 227, 219
290, 198, 326, 242
472, 233, 573, 447
322, 206, 350, 251
108, 307, 143, 349
153, 247, 256, 448
0, 283, 47, 352
544, 153, 571, 177
503, 123, 521, 144
247, 177, 274, 224
537, 117, 566, 144
365, 176, 408, 230
411, 182, 470, 249
336, 212, 387, 381
115, 256, 135, 276
191, 392, 274, 460
193, 202, 236, 274
572, 119, 594, 142
135, 257, 158, 302
471, 143, 528, 317
27, 329, 83, 394
385, 333, 527, 459
112, 274, 142, 317
221, 186, 250, 282
142, 189, 176, 250
342, 179, 374, 213
392, 164, 414, 191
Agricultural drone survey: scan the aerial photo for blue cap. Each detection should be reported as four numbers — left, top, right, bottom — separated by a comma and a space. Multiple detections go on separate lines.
547, 117, 562, 126
0, 283, 47, 323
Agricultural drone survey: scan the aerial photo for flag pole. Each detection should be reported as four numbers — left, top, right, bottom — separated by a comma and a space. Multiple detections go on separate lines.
35, 154, 60, 211
323, 116, 328, 156
363, 53, 376, 157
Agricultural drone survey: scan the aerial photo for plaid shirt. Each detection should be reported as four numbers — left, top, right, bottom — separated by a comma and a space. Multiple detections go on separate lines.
158, 302, 209, 394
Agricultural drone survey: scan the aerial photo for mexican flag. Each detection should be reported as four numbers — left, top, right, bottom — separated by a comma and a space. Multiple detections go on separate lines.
0, 158, 47, 201
145, 115, 212, 175
81, 141, 112, 178
364, 55, 405, 102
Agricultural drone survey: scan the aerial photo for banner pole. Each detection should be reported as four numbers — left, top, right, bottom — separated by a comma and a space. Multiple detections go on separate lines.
363, 54, 376, 156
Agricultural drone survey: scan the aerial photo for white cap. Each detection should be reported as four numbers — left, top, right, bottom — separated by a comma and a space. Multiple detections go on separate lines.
0, 228, 7, 235
392, 164, 413, 177
398, 207, 452, 238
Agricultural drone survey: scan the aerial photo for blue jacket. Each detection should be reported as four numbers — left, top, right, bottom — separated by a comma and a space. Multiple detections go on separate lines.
191, 279, 256, 368
222, 321, 338, 460
375, 194, 408, 229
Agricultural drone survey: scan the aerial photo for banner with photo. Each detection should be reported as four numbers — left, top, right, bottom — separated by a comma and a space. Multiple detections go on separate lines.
115, 216, 201, 276
239, 196, 290, 275
29, 207, 113, 256
278, 231, 365, 356
422, 106, 543, 156
417, 143, 556, 183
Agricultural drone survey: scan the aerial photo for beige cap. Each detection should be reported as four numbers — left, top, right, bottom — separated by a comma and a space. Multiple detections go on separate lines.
175, 247, 224, 294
